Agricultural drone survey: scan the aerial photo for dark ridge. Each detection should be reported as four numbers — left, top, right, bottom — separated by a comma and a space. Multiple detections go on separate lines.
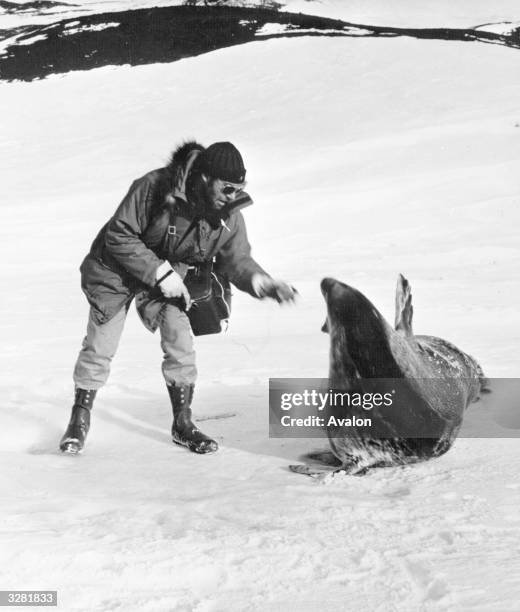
1, 26, 22, 41
0, 0, 75, 12
183, 0, 283, 8
0, 5, 518, 82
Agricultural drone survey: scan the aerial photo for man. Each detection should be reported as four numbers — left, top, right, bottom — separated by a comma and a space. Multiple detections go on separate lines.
59, 141, 296, 455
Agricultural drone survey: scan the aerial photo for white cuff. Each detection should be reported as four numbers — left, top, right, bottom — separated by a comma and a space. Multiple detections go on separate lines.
155, 260, 173, 281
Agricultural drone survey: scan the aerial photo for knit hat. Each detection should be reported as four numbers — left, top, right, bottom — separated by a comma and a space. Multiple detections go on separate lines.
200, 142, 246, 183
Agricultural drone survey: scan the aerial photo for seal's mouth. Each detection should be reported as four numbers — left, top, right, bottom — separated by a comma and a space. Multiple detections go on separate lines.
320, 277, 337, 333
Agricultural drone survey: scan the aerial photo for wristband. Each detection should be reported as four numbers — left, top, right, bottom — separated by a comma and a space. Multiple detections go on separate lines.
156, 269, 174, 287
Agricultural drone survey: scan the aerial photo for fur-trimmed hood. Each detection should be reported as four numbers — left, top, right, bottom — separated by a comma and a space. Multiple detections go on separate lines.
168, 140, 205, 169
149, 141, 204, 211
168, 140, 205, 191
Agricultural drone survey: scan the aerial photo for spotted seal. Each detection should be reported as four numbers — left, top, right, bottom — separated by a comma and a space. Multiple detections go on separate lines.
292, 275, 489, 476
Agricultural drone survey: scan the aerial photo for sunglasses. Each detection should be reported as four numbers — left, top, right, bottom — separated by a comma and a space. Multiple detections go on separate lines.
219, 181, 246, 197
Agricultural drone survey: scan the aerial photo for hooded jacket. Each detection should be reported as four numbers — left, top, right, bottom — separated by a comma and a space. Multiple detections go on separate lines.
79, 141, 267, 330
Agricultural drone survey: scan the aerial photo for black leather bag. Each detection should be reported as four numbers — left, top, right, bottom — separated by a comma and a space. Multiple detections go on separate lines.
183, 262, 232, 336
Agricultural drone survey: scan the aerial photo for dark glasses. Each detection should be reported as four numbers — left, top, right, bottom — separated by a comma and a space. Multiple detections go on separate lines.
220, 181, 246, 197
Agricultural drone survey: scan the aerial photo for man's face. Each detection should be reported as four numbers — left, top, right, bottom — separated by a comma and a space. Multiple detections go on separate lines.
205, 176, 246, 211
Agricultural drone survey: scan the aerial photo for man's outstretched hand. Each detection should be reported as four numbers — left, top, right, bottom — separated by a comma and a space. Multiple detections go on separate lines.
253, 274, 298, 304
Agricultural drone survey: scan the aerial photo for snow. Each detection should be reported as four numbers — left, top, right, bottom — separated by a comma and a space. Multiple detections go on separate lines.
1, 3, 520, 611
63, 22, 120, 36
2, 0, 520, 31
8, 32, 47, 45
255, 23, 370, 37
284, 0, 520, 29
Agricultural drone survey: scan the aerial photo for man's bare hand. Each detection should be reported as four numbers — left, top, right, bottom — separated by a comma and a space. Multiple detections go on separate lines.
253, 274, 298, 304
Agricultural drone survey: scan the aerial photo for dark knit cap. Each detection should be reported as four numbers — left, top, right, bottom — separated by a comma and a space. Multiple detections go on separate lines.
200, 142, 246, 183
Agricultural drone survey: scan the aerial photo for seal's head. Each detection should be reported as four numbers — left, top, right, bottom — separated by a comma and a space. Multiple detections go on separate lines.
321, 277, 402, 382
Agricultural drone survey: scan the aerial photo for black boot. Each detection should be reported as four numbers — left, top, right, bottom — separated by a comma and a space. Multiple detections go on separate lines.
59, 389, 97, 454
167, 383, 218, 454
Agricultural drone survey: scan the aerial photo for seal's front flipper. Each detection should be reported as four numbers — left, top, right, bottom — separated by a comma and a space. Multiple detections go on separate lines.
289, 464, 335, 477
289, 455, 368, 477
395, 273, 414, 337
289, 464, 366, 481
302, 450, 342, 467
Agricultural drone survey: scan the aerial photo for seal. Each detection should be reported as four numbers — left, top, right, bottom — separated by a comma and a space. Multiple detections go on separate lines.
292, 275, 489, 477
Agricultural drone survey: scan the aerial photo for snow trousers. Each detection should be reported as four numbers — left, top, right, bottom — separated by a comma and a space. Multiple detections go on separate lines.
73, 303, 197, 390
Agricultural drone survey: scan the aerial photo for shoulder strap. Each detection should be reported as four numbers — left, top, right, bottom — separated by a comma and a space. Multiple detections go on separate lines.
175, 215, 199, 251
141, 194, 177, 249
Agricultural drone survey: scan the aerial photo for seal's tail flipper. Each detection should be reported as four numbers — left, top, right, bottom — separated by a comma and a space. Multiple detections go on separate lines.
475, 361, 492, 395
395, 274, 414, 337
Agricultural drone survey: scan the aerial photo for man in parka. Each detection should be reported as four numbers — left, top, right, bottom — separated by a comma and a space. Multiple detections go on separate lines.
59, 141, 296, 455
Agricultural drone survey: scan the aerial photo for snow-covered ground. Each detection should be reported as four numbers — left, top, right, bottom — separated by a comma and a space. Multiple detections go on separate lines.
285, 0, 520, 29
1, 2, 520, 610
2, 0, 520, 30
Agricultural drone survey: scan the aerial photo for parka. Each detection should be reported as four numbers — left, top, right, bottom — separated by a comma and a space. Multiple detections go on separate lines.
79, 141, 267, 331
